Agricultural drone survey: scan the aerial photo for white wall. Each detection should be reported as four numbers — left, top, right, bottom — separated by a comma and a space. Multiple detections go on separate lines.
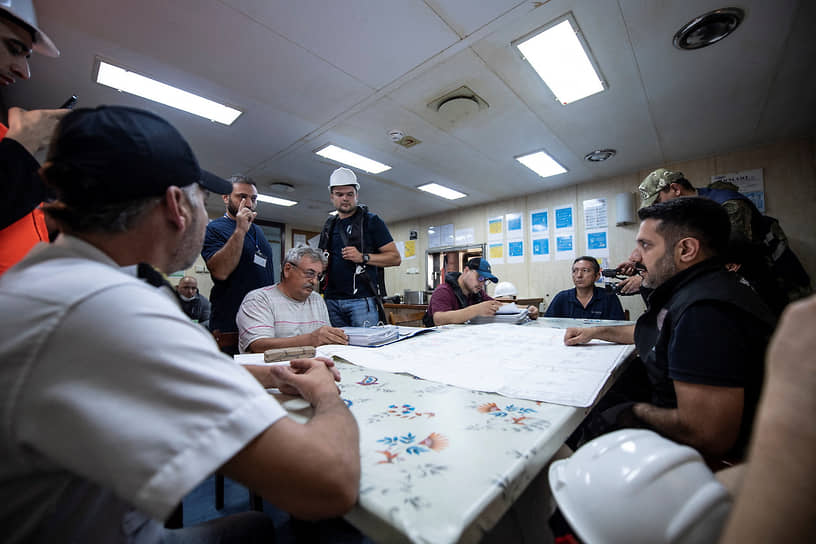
384, 137, 816, 321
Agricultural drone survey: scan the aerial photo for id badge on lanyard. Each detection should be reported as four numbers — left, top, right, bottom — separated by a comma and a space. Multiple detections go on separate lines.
253, 250, 267, 268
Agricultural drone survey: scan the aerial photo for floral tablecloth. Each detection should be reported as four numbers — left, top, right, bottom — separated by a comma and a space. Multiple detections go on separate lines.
277, 361, 589, 544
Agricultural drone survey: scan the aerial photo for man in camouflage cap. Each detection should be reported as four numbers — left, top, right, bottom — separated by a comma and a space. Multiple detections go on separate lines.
632, 167, 811, 315
637, 168, 688, 207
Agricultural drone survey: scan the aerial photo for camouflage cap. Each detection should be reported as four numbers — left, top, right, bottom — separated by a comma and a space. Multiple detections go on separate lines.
638, 168, 685, 208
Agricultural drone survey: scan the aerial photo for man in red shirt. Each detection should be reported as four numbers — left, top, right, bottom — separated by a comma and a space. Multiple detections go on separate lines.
0, 0, 68, 275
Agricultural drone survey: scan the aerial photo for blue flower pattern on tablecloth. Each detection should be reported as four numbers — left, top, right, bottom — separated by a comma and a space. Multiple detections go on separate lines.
375, 431, 448, 464
332, 361, 559, 521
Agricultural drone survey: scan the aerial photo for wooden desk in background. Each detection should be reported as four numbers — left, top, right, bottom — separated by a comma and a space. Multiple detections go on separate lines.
384, 299, 545, 326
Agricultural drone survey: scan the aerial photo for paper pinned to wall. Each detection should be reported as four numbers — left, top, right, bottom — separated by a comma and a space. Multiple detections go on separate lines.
585, 229, 609, 258
489, 242, 504, 264
506, 212, 523, 240
530, 208, 549, 236
532, 237, 551, 262
555, 234, 575, 261
554, 206, 574, 233
507, 240, 524, 264
583, 198, 608, 229
402, 240, 416, 261
488, 216, 504, 242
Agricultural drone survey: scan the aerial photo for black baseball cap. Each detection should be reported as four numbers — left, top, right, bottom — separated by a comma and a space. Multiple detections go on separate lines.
46, 106, 232, 203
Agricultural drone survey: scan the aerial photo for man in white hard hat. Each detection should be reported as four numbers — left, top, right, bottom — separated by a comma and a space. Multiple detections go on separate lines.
563, 197, 775, 465
317, 166, 401, 327
0, 0, 71, 275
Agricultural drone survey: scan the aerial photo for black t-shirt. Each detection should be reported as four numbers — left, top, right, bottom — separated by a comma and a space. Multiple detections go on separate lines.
324, 212, 393, 299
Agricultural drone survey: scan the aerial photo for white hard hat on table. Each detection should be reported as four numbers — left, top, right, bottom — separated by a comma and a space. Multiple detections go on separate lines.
328, 167, 360, 190
548, 429, 732, 544
494, 281, 518, 298
0, 0, 59, 56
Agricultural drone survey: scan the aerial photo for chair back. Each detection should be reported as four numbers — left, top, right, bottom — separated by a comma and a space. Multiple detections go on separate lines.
212, 329, 239, 355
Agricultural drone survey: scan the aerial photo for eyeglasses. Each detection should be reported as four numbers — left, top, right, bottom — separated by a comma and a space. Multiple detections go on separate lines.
288, 262, 324, 282
477, 275, 487, 283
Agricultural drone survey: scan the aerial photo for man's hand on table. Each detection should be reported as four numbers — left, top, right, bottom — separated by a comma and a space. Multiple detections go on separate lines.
310, 325, 349, 346
526, 305, 539, 320
563, 327, 597, 345
268, 357, 342, 401
248, 357, 341, 395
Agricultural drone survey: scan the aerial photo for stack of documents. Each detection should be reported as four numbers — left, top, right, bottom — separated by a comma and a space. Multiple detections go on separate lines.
341, 325, 400, 347
470, 303, 530, 325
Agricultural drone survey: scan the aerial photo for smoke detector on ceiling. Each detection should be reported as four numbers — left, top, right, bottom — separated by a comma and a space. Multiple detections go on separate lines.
388, 129, 421, 148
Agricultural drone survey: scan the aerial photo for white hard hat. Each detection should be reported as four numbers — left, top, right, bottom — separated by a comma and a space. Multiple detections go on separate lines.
328, 167, 359, 190
548, 429, 732, 544
0, 0, 59, 57
494, 281, 518, 298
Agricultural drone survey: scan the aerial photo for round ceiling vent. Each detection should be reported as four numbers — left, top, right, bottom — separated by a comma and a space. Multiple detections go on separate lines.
584, 149, 616, 162
673, 7, 744, 50
437, 96, 480, 119
268, 182, 294, 193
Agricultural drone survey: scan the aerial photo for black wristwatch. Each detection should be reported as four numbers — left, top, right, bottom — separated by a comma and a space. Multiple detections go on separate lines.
362, 253, 370, 264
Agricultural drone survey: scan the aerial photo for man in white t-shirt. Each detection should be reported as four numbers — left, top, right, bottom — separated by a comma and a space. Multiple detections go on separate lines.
238, 246, 348, 353
0, 106, 360, 543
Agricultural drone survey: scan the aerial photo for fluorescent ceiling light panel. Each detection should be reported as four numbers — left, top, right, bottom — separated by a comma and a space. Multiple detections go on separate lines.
515, 17, 605, 104
257, 194, 297, 207
417, 183, 467, 200
315, 144, 391, 174
516, 150, 567, 178
95, 60, 242, 125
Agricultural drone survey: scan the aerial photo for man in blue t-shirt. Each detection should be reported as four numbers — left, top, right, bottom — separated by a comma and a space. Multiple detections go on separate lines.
202, 175, 275, 337
545, 256, 625, 320
317, 167, 401, 327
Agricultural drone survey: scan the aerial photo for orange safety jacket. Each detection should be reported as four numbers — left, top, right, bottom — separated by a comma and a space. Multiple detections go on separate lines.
0, 123, 49, 276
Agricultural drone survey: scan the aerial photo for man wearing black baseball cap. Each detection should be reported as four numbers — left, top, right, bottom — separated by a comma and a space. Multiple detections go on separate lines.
0, 106, 360, 542
424, 257, 539, 325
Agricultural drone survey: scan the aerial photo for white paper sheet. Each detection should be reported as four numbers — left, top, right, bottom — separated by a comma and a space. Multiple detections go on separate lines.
318, 324, 633, 407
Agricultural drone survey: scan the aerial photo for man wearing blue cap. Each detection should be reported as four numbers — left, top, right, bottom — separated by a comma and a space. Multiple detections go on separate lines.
0, 106, 359, 543
425, 257, 539, 325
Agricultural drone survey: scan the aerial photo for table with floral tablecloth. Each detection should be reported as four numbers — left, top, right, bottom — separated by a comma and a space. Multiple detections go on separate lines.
275, 361, 587, 544
249, 319, 634, 543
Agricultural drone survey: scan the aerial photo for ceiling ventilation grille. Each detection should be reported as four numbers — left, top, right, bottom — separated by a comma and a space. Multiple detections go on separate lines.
427, 85, 489, 124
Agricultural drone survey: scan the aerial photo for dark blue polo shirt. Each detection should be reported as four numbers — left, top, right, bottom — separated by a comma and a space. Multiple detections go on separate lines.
544, 286, 625, 320
202, 216, 275, 332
